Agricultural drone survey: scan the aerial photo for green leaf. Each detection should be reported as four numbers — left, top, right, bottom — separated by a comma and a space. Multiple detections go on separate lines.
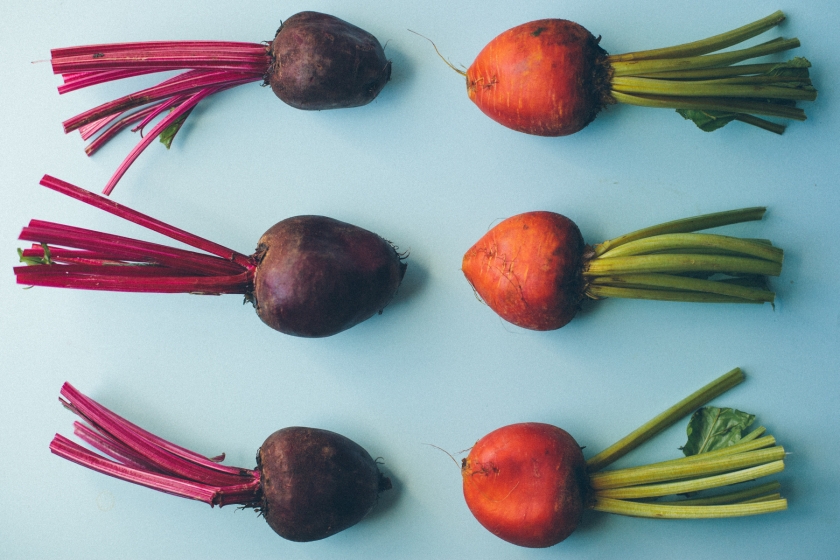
158, 109, 192, 149
677, 109, 737, 132
681, 406, 756, 456
17, 243, 52, 265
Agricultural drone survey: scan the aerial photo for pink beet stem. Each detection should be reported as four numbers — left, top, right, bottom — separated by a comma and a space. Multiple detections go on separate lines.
38, 175, 253, 267
51, 383, 261, 507
62, 69, 259, 132
102, 83, 239, 195
51, 40, 270, 194
51, 435, 225, 504
79, 111, 126, 141
15, 177, 257, 294
133, 95, 188, 134
20, 220, 246, 275
83, 106, 163, 154
73, 421, 168, 473
59, 68, 165, 95
60, 383, 255, 478
15, 267, 252, 294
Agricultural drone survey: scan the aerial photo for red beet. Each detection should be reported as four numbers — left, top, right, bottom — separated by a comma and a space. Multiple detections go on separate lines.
456, 11, 815, 137
50, 383, 391, 542
461, 369, 789, 549
267, 12, 391, 110
462, 208, 784, 331
50, 11, 391, 194
15, 176, 406, 338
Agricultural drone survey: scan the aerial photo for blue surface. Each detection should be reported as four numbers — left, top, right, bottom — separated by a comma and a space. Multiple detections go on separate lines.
1, 1, 838, 558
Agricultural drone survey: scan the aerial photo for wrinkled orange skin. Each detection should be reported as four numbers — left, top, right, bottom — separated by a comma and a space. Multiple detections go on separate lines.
467, 19, 608, 136
462, 423, 588, 548
461, 211, 585, 330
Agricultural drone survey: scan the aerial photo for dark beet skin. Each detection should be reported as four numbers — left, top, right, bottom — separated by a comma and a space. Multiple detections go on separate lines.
258, 427, 391, 542
252, 215, 406, 337
267, 11, 391, 110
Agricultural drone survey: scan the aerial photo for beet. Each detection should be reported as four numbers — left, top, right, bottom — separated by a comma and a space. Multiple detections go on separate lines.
443, 11, 815, 137
462, 423, 587, 547
467, 19, 610, 137
462, 208, 784, 331
49, 11, 391, 194
460, 369, 789, 548
50, 384, 391, 541
253, 216, 406, 337
259, 427, 391, 541
461, 211, 584, 330
267, 12, 391, 110
15, 176, 406, 338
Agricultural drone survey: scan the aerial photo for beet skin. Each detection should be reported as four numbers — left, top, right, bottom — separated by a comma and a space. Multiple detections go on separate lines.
467, 19, 611, 136
252, 215, 406, 338
268, 11, 391, 110
258, 427, 391, 542
461, 211, 585, 330
462, 423, 588, 548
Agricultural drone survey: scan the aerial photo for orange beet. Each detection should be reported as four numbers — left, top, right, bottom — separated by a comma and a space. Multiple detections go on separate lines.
461, 211, 585, 330
466, 19, 611, 136
462, 423, 588, 548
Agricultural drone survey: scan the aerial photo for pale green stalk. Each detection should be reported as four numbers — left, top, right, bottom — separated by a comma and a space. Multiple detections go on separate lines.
592, 496, 787, 518
595, 460, 784, 499
598, 11, 814, 132
634, 62, 804, 80
585, 286, 757, 303
597, 233, 783, 262
584, 254, 782, 278
611, 76, 816, 101
610, 91, 808, 121
675, 480, 781, 506
590, 447, 785, 490
587, 275, 775, 303
611, 38, 801, 77
608, 11, 786, 62
589, 435, 775, 480
592, 208, 766, 257
586, 368, 744, 473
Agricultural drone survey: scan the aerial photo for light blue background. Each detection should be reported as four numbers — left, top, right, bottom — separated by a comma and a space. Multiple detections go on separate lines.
1, 1, 838, 558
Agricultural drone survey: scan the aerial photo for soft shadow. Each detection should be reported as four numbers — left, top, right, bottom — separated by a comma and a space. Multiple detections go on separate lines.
382, 41, 413, 91
571, 506, 609, 540
385, 257, 428, 310
362, 469, 402, 522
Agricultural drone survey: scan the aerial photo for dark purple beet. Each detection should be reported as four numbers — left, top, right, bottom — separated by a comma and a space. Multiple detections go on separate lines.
252, 215, 407, 337
258, 427, 392, 542
267, 11, 391, 110
50, 383, 392, 543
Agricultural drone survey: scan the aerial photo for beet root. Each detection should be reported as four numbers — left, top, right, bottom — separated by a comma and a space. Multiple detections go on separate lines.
258, 427, 391, 542
461, 211, 585, 330
462, 207, 784, 331
467, 19, 611, 136
49, 383, 392, 542
252, 215, 407, 337
16, 178, 408, 338
462, 423, 588, 548
268, 11, 392, 110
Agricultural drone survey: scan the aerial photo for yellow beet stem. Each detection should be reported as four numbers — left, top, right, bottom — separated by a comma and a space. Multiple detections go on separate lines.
586, 368, 744, 473
595, 460, 785, 499
591, 496, 788, 518
590, 446, 786, 490
608, 11, 786, 62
